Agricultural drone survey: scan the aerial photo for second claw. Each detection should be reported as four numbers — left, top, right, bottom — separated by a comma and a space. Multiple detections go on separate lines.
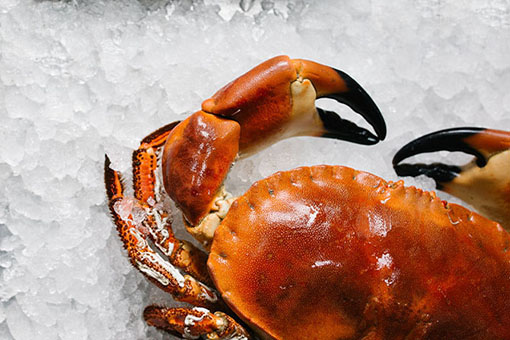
393, 127, 510, 229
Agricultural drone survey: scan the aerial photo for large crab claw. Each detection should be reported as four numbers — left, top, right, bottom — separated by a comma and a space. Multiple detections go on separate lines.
393, 127, 510, 229
163, 55, 385, 246
201, 56, 386, 151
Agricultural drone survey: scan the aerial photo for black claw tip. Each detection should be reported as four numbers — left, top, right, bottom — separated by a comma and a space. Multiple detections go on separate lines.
393, 127, 487, 168
394, 163, 461, 187
325, 68, 387, 141
318, 108, 379, 145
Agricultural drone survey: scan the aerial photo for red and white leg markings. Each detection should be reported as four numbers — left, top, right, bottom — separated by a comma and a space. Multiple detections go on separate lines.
132, 124, 212, 284
105, 160, 219, 308
105, 122, 219, 309
143, 306, 251, 340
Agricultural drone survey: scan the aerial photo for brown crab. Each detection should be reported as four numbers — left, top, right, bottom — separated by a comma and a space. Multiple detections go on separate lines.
105, 55, 385, 339
105, 57, 510, 339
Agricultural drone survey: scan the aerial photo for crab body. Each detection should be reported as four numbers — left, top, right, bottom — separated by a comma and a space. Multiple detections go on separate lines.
209, 165, 510, 339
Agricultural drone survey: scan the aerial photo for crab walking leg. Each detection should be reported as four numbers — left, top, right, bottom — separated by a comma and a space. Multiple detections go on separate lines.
104, 157, 220, 309
133, 121, 181, 203
132, 122, 212, 284
143, 306, 251, 340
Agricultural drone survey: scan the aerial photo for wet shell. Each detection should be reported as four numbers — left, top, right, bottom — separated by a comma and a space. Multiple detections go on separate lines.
208, 165, 510, 339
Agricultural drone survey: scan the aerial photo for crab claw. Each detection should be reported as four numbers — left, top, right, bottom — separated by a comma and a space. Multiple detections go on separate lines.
393, 127, 510, 229
202, 55, 385, 154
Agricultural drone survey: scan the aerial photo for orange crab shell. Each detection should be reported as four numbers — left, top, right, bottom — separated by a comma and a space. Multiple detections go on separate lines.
162, 111, 240, 226
201, 55, 296, 152
202, 55, 349, 152
208, 165, 510, 339
463, 128, 510, 158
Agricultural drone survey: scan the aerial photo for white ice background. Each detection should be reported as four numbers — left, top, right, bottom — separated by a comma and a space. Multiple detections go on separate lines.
1, 0, 510, 339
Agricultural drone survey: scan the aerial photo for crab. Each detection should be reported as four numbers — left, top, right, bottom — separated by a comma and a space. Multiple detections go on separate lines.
393, 127, 510, 229
105, 55, 386, 339
104, 57, 510, 339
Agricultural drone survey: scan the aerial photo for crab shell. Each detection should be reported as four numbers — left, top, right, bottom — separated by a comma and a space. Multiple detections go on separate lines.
208, 165, 510, 339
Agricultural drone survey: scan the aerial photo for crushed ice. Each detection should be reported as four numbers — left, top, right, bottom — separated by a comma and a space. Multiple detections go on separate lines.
113, 198, 147, 227
1, 0, 509, 339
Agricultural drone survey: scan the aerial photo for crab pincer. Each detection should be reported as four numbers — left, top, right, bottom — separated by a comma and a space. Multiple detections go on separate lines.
393, 127, 510, 228
163, 55, 386, 246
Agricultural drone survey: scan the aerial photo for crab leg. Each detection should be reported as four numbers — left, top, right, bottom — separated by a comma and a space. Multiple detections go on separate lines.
143, 306, 251, 339
104, 156, 220, 309
393, 127, 510, 228
163, 55, 385, 247
131, 122, 212, 284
